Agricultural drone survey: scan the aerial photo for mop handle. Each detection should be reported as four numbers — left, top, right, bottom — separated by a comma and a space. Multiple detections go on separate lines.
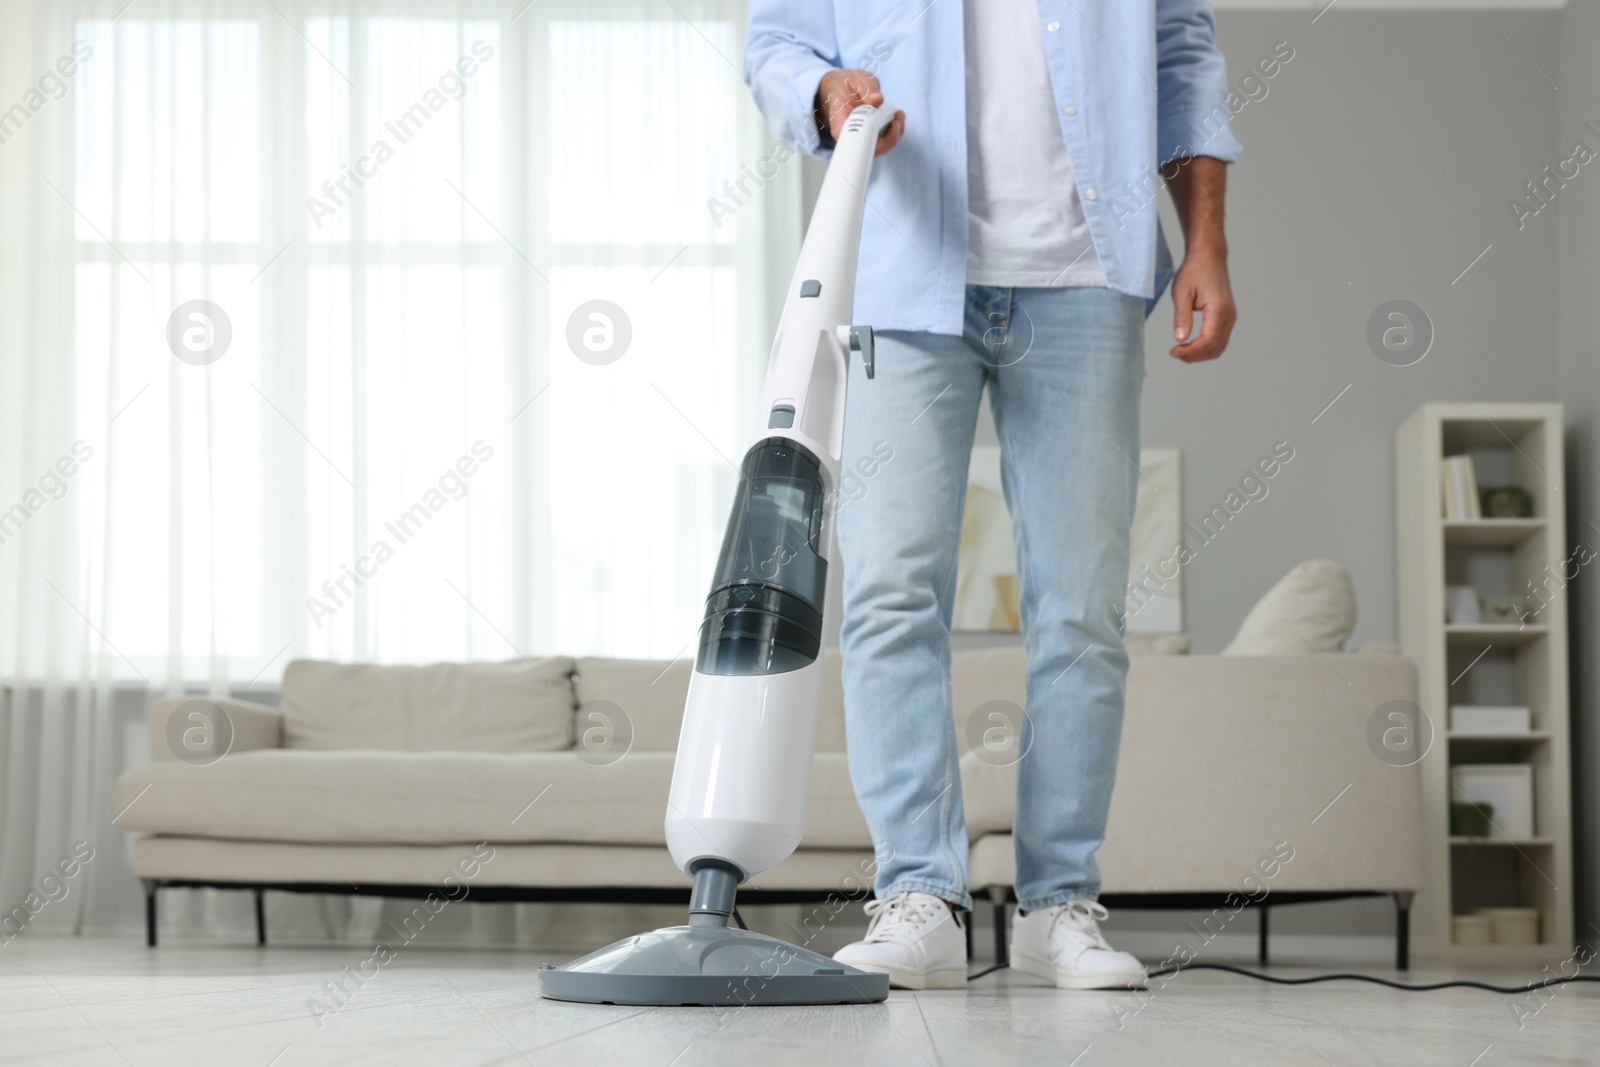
773, 101, 895, 345
835, 101, 898, 145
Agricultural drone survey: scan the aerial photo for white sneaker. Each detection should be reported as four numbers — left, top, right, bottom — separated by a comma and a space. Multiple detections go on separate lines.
1010, 899, 1148, 990
833, 891, 968, 990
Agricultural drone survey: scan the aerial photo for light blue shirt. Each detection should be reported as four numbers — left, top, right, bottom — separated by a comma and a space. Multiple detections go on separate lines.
744, 0, 1243, 334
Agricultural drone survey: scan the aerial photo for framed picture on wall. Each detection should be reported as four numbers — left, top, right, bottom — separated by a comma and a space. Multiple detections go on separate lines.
953, 447, 1183, 634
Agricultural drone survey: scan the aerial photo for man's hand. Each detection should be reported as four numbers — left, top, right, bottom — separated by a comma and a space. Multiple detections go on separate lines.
1164, 156, 1235, 363
1168, 248, 1235, 363
815, 69, 905, 156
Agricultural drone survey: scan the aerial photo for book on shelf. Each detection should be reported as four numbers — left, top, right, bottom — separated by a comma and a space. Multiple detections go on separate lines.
1440, 455, 1482, 520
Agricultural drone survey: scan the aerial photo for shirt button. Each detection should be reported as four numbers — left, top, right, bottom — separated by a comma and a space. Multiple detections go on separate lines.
1062, 105, 1077, 117
1084, 187, 1097, 200
1047, 21, 1061, 32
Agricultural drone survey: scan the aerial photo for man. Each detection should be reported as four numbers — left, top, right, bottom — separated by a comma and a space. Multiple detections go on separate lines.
744, 1, 1239, 991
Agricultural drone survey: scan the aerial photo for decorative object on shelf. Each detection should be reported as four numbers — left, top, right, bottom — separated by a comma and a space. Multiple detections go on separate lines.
1445, 585, 1482, 625
1481, 595, 1531, 626
955, 447, 1181, 633
1452, 764, 1534, 839
1449, 800, 1495, 840
1476, 906, 1540, 945
1440, 455, 1481, 519
1452, 914, 1494, 945
1450, 705, 1533, 733
1481, 485, 1534, 518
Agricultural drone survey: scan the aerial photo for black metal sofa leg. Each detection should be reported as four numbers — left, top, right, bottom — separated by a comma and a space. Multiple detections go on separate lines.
1392, 891, 1413, 971
143, 880, 157, 947
1258, 903, 1270, 966
255, 889, 267, 946
988, 886, 1009, 967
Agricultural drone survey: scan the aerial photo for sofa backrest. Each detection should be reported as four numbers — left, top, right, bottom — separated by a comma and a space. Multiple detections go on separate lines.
575, 647, 1046, 753
285, 638, 1189, 755
574, 652, 849, 752
281, 658, 576, 752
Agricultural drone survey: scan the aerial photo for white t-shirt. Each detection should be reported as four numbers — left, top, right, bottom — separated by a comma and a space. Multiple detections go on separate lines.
964, 0, 1105, 288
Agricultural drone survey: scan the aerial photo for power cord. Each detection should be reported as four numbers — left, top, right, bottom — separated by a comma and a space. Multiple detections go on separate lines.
964, 960, 1600, 994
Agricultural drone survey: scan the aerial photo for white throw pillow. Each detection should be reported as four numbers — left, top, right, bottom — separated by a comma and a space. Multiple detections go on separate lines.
1222, 560, 1356, 655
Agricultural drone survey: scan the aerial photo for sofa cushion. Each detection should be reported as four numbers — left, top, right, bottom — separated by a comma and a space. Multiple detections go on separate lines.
575, 650, 849, 752
1223, 559, 1356, 655
1123, 632, 1189, 655
949, 646, 1028, 750
573, 656, 693, 752
112, 748, 876, 850
281, 658, 575, 752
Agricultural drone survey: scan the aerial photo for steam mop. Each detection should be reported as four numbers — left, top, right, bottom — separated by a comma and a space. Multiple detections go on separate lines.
538, 103, 897, 1006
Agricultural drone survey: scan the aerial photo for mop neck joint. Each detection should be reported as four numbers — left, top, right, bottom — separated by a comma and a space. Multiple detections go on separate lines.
687, 859, 743, 926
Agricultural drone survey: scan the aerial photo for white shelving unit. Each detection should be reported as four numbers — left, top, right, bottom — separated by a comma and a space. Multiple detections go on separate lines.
1395, 402, 1574, 963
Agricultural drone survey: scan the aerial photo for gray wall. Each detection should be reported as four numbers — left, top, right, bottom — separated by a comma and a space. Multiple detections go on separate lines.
1135, 9, 1562, 654
1556, 0, 1600, 946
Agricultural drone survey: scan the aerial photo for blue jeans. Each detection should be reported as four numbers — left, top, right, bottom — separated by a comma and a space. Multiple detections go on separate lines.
836, 285, 1146, 912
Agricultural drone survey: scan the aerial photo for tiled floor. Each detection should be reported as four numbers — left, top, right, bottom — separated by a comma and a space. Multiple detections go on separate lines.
2, 937, 1596, 1066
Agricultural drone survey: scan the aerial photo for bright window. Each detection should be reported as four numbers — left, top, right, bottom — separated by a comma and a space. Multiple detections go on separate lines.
67, 4, 772, 680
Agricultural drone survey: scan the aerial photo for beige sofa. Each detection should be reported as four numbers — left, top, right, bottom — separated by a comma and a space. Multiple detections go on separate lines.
114, 644, 1423, 965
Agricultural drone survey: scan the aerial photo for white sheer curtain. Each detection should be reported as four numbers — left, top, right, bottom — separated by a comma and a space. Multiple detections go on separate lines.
0, 0, 800, 940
